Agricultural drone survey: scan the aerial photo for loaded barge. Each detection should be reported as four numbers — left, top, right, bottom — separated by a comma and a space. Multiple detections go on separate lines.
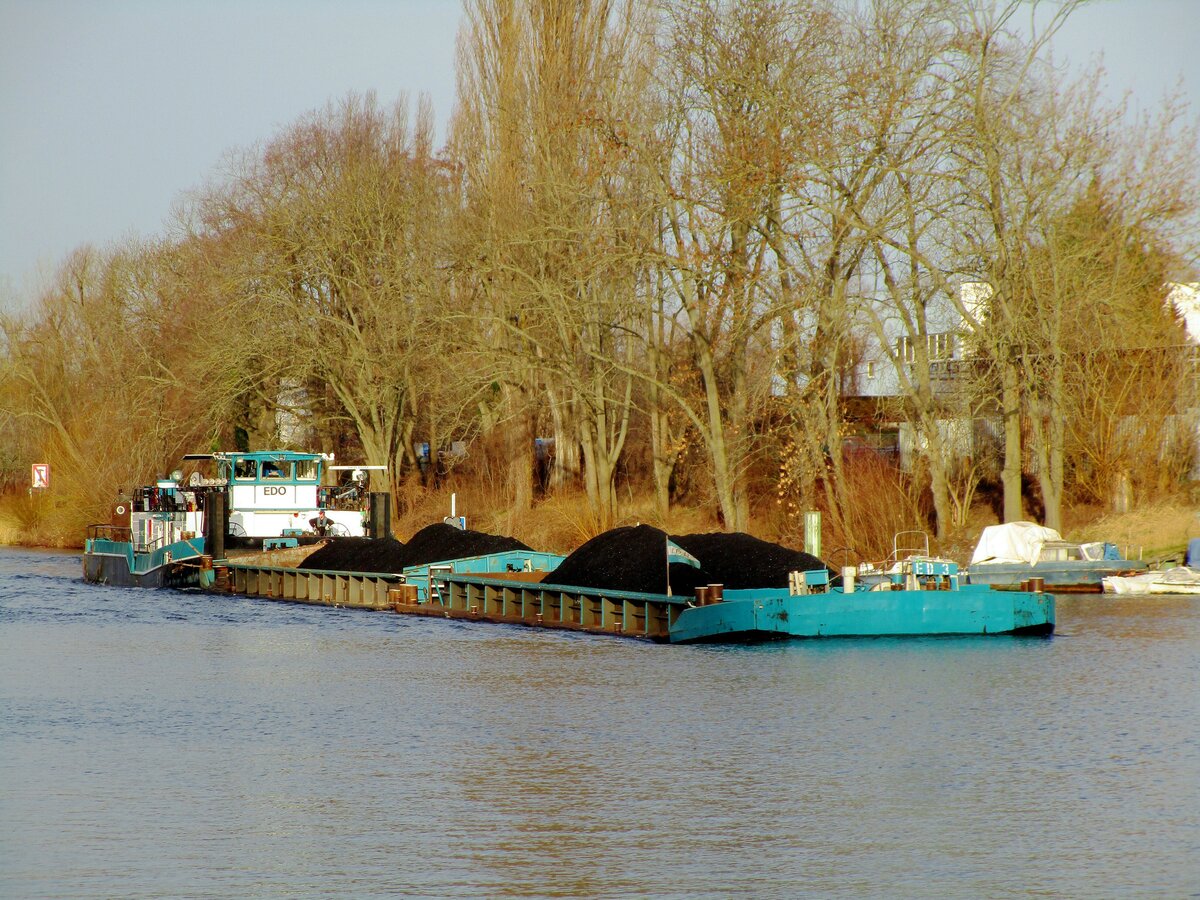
84, 463, 1054, 641
221, 551, 1054, 643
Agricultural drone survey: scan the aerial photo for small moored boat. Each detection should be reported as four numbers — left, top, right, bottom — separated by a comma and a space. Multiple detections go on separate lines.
966, 521, 1146, 593
1103, 566, 1200, 595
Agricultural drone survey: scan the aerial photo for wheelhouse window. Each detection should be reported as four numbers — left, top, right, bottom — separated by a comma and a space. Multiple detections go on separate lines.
294, 460, 318, 482
234, 458, 257, 480
261, 460, 290, 479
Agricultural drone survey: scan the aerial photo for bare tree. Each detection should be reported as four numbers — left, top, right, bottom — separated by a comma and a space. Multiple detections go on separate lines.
946, 1, 1197, 528
0, 241, 243, 532
943, 0, 1088, 524
194, 93, 451, 498
639, 0, 831, 531
451, 0, 654, 529
791, 0, 967, 540
1041, 183, 1196, 512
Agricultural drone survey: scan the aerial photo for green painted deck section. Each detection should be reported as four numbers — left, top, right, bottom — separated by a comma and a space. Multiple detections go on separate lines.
226, 564, 403, 610
401, 551, 567, 602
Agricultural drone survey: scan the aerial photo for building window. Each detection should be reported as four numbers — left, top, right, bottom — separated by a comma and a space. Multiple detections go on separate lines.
897, 333, 955, 364
929, 332, 954, 360
866, 361, 876, 379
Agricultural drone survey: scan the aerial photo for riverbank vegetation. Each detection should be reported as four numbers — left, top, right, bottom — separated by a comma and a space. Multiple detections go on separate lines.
2, 0, 1197, 559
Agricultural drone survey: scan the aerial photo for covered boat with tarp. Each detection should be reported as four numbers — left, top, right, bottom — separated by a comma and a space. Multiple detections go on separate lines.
966, 521, 1146, 592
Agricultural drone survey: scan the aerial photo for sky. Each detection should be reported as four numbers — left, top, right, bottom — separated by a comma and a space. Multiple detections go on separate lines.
1, 0, 1197, 305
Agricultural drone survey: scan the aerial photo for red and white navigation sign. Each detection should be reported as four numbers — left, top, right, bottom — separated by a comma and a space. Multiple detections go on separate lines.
31, 463, 50, 489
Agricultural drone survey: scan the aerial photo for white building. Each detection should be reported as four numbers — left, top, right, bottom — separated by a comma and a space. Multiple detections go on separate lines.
1167, 283, 1200, 480
1167, 282, 1200, 343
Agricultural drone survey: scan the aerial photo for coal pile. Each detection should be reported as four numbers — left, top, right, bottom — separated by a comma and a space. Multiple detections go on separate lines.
546, 524, 712, 596
546, 526, 833, 594
299, 524, 532, 574
300, 536, 410, 573
300, 521, 830, 591
670, 532, 832, 589
401, 523, 532, 567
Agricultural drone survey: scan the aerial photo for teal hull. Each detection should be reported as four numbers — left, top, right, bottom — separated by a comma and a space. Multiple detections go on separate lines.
422, 573, 1053, 644
668, 585, 1054, 643
82, 536, 210, 589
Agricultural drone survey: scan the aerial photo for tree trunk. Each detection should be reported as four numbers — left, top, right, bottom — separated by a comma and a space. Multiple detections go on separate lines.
649, 396, 675, 520
547, 382, 580, 491
1001, 360, 1024, 522
929, 456, 953, 540
695, 341, 744, 532
646, 293, 675, 520
504, 384, 533, 516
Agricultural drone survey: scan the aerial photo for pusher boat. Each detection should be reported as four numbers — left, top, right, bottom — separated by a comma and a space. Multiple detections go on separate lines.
82, 450, 381, 588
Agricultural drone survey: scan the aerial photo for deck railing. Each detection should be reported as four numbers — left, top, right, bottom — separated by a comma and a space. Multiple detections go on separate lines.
86, 524, 132, 543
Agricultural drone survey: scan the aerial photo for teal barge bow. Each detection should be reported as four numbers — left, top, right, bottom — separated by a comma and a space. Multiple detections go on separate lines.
667, 583, 1053, 642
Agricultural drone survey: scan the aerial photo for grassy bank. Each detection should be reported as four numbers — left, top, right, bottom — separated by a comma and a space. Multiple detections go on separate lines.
4, 482, 1196, 565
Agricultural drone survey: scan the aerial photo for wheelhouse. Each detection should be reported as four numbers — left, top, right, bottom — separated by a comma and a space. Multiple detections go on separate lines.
181, 450, 367, 539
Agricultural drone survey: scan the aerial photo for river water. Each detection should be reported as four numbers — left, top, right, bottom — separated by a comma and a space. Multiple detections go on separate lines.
1, 547, 1196, 898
